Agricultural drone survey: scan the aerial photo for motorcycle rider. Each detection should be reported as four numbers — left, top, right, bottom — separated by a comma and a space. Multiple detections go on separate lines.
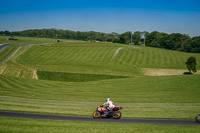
103, 98, 115, 115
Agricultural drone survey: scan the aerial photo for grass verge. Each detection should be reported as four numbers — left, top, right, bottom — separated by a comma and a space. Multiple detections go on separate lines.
0, 117, 200, 133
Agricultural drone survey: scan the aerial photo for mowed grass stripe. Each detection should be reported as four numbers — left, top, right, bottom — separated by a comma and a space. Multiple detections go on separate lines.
124, 48, 133, 64
0, 76, 38, 92
131, 48, 145, 67
162, 50, 170, 68
116, 48, 127, 64
92, 47, 105, 62
66, 47, 83, 61
173, 52, 184, 67
121, 48, 132, 65
129, 48, 139, 66
74, 47, 87, 62
141, 48, 149, 67
159, 50, 166, 67
113, 46, 200, 69
83, 47, 99, 62
44, 47, 65, 62
1, 74, 200, 103
83, 47, 96, 61
17, 44, 200, 70
98, 47, 114, 62
152, 49, 158, 66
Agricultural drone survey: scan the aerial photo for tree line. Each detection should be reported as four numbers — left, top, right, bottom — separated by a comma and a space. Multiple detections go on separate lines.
0, 29, 200, 53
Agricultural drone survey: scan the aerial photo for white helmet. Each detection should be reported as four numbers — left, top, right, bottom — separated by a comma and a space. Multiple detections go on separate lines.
106, 98, 110, 102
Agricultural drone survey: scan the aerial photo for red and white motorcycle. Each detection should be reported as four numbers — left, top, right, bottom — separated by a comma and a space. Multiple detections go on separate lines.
92, 105, 123, 119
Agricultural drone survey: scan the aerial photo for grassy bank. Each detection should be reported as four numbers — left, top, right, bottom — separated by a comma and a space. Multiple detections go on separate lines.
17, 43, 200, 71
0, 74, 200, 119
1, 117, 200, 133
0, 36, 200, 123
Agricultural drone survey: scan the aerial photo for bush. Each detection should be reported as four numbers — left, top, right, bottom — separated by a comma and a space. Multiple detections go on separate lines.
185, 57, 197, 73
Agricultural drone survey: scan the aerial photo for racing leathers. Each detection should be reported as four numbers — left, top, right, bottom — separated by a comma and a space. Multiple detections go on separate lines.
103, 100, 115, 115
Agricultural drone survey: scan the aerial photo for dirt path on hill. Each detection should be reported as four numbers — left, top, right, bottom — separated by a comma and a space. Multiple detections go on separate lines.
0, 64, 7, 74
142, 68, 200, 76
33, 70, 38, 79
110, 47, 123, 61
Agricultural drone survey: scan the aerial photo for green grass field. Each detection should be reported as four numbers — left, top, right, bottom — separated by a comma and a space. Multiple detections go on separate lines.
1, 117, 200, 133
0, 36, 200, 132
0, 74, 200, 119
15, 42, 200, 76
0, 36, 57, 44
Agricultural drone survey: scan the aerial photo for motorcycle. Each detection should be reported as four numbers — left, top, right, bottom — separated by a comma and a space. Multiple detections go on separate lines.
92, 105, 123, 119
195, 114, 200, 123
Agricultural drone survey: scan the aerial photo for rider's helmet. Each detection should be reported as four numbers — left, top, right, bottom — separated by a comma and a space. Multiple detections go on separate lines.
106, 98, 110, 102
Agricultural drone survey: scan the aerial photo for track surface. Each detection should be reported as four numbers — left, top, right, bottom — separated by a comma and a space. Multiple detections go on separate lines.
0, 43, 18, 52
0, 111, 199, 126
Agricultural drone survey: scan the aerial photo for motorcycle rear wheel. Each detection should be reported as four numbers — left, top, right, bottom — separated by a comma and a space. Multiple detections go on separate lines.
113, 111, 121, 119
195, 114, 200, 123
93, 111, 101, 118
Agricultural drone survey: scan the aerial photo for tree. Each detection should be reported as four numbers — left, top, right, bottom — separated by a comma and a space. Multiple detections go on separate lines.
4, 30, 11, 36
190, 36, 200, 53
185, 57, 197, 73
132, 31, 141, 45
119, 31, 131, 44
145, 31, 160, 47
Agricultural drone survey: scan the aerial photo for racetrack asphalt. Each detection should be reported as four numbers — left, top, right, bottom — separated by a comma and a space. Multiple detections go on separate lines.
0, 43, 18, 52
0, 111, 199, 126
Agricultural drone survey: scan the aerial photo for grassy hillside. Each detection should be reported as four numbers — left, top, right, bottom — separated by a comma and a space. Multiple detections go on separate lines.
1, 37, 200, 121
17, 42, 200, 71
16, 42, 143, 76
0, 74, 200, 119
114, 46, 200, 69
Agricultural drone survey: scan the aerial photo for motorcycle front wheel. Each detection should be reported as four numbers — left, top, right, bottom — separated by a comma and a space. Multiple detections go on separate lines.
93, 111, 101, 118
113, 111, 121, 119
195, 114, 200, 123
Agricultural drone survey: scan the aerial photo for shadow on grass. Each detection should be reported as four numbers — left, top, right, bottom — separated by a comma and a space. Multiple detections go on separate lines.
37, 71, 128, 82
183, 72, 193, 75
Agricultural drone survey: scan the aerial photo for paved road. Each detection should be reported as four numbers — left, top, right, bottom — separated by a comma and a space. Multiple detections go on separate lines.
0, 111, 199, 126
0, 43, 19, 52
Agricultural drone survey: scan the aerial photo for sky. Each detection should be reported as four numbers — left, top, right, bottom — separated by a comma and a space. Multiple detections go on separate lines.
0, 0, 200, 37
